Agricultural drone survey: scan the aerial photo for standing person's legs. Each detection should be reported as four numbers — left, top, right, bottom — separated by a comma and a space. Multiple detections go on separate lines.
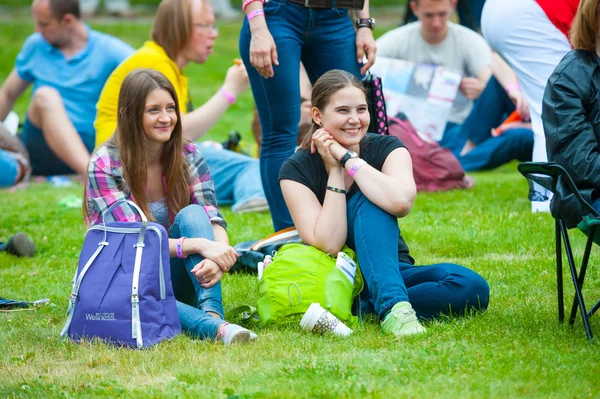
301, 7, 362, 83
22, 86, 92, 177
199, 145, 267, 213
482, 0, 571, 210
399, 262, 490, 320
240, 0, 305, 231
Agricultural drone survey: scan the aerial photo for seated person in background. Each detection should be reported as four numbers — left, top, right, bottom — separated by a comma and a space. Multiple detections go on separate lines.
94, 0, 267, 213
0, 0, 133, 178
449, 54, 534, 171
86, 69, 258, 344
377, 0, 492, 152
404, 0, 487, 32
279, 70, 489, 338
543, 0, 600, 215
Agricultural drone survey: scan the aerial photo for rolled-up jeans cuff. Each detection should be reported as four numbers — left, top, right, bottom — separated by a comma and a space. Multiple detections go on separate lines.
201, 303, 225, 319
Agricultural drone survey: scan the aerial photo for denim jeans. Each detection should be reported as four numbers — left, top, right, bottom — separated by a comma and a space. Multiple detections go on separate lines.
0, 148, 18, 188
345, 191, 490, 320
239, 0, 362, 231
199, 145, 266, 212
169, 204, 226, 339
440, 76, 533, 171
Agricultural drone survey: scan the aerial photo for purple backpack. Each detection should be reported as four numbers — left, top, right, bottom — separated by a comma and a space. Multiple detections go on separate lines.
60, 200, 181, 348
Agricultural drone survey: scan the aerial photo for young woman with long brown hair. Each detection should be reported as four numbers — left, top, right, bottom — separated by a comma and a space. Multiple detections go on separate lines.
280, 69, 490, 337
85, 69, 257, 344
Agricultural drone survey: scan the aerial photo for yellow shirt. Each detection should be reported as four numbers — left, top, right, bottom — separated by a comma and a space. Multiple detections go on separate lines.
94, 41, 190, 146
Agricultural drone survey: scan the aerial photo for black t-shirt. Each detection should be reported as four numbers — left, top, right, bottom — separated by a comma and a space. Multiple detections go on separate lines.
279, 133, 414, 265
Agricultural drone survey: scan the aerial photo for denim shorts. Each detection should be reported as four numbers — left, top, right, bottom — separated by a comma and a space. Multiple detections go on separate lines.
19, 118, 95, 176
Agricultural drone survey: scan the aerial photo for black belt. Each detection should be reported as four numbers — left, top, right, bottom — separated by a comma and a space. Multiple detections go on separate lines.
287, 0, 365, 10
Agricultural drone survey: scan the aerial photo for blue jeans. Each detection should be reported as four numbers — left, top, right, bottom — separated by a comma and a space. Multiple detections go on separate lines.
199, 145, 266, 212
239, 0, 362, 231
19, 117, 95, 176
440, 77, 533, 171
0, 148, 19, 188
169, 205, 226, 339
345, 192, 490, 320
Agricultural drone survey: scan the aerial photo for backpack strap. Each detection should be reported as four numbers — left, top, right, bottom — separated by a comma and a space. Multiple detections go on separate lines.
102, 200, 148, 246
131, 228, 146, 348
60, 239, 109, 338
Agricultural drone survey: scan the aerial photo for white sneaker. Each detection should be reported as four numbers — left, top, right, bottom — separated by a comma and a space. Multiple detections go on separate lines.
217, 323, 258, 345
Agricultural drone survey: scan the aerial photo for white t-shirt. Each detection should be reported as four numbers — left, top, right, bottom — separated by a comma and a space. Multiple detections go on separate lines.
376, 21, 492, 124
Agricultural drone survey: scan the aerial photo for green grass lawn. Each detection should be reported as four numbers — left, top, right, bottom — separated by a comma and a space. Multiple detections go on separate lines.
1, 17, 600, 399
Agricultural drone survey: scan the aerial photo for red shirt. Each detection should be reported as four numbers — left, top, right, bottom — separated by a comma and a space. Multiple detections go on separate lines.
536, 0, 580, 39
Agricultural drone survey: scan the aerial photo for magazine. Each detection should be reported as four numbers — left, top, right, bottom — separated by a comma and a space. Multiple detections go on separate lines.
370, 57, 462, 141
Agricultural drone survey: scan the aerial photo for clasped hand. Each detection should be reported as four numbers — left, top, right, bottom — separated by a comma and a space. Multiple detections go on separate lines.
310, 129, 347, 171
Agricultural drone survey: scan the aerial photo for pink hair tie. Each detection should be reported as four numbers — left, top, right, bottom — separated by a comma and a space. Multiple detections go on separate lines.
219, 87, 236, 105
247, 9, 265, 22
242, 0, 264, 12
347, 159, 366, 178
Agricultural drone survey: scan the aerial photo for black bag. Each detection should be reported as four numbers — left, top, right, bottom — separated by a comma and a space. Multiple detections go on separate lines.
362, 73, 389, 135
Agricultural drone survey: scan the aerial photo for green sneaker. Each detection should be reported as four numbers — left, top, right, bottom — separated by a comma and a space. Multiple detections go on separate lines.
381, 302, 426, 337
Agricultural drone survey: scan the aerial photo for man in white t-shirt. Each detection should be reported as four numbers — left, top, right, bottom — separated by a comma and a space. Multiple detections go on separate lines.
377, 0, 492, 151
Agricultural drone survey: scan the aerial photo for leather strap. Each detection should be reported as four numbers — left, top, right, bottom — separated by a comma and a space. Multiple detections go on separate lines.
287, 0, 365, 10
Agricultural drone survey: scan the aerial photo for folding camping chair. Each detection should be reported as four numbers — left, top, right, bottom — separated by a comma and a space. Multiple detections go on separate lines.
518, 162, 600, 343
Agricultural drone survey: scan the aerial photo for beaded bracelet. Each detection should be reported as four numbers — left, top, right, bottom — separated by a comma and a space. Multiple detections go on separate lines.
247, 9, 265, 21
326, 186, 348, 195
347, 159, 366, 178
176, 237, 187, 259
242, 0, 263, 12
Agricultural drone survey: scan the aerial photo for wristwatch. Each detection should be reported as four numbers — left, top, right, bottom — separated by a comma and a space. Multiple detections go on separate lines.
339, 151, 359, 167
355, 18, 375, 30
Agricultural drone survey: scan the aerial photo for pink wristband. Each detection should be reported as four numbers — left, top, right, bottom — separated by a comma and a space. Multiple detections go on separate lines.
505, 83, 521, 94
176, 237, 187, 259
247, 9, 265, 21
219, 87, 236, 105
242, 0, 263, 12
347, 159, 366, 177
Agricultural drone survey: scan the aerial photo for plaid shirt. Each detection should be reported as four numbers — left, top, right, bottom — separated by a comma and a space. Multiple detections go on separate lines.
86, 142, 226, 230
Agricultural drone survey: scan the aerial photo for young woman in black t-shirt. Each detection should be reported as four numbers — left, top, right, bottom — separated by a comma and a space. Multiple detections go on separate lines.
279, 70, 489, 337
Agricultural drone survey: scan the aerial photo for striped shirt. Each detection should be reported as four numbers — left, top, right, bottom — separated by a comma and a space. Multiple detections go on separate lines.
86, 142, 226, 230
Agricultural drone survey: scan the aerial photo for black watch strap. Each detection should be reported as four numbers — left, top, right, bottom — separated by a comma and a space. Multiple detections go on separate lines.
339, 152, 352, 167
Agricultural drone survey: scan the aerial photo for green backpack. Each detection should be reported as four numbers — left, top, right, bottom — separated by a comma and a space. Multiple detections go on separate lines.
256, 243, 364, 327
